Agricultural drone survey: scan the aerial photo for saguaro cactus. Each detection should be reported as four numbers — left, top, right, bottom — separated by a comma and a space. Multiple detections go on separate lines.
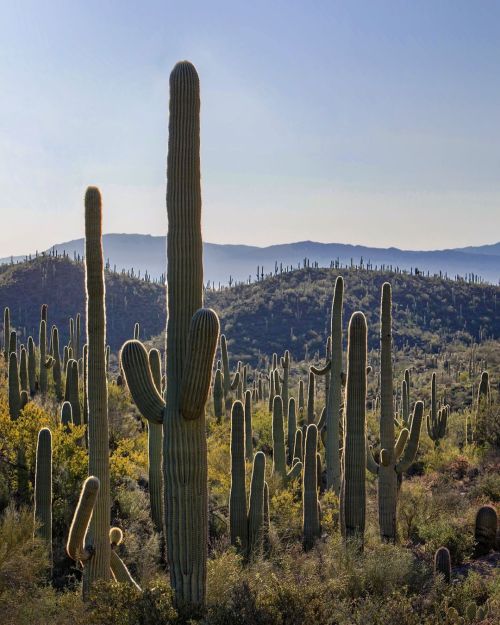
272, 395, 303, 482
64, 359, 81, 426
287, 397, 297, 464
120, 62, 219, 608
230, 401, 248, 552
19, 346, 28, 393
366, 284, 423, 542
34, 428, 52, 565
474, 505, 498, 556
39, 319, 53, 395
221, 334, 239, 415
280, 350, 290, 421
213, 368, 224, 421
311, 276, 343, 492
3, 306, 10, 359
84, 186, 111, 595
434, 546, 451, 582
426, 373, 447, 446
341, 312, 367, 548
303, 423, 320, 551
8, 352, 21, 420
148, 347, 163, 534
27, 336, 36, 396
244, 390, 253, 461
248, 451, 266, 557
51, 326, 63, 400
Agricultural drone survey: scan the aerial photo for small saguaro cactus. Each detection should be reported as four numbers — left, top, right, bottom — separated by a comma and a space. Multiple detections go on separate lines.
287, 397, 297, 465
3, 306, 10, 359
51, 326, 63, 400
293, 428, 304, 462
213, 368, 224, 421
19, 346, 28, 393
248, 451, 266, 557
303, 423, 320, 551
8, 352, 21, 420
120, 61, 220, 608
280, 350, 290, 421
474, 505, 498, 556
64, 359, 81, 426
426, 373, 447, 446
34, 428, 52, 566
229, 401, 248, 553
272, 396, 303, 482
244, 390, 253, 461
133, 322, 140, 340
27, 336, 36, 396
220, 334, 239, 416
341, 312, 367, 548
298, 378, 305, 412
61, 401, 73, 428
434, 546, 451, 583
67, 477, 139, 596
38, 319, 53, 395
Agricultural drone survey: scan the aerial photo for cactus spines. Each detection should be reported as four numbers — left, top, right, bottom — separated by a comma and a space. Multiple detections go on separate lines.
3, 306, 10, 359
341, 311, 367, 547
84, 186, 111, 592
474, 505, 498, 556
248, 451, 266, 557
213, 368, 224, 421
230, 400, 248, 552
8, 352, 21, 420
434, 546, 451, 582
34, 428, 52, 564
303, 423, 320, 551
27, 336, 36, 396
244, 390, 253, 461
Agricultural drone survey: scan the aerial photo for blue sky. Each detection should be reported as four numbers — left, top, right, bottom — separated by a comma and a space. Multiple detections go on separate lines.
1, 0, 499, 255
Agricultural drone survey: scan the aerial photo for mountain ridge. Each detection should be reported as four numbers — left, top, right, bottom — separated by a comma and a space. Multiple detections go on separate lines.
1, 234, 499, 284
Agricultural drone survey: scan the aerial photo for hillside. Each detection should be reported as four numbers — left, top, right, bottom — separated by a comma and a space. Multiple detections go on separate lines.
2, 234, 500, 284
0, 255, 498, 357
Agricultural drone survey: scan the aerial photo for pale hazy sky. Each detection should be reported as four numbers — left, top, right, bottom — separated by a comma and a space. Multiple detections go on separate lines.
1, 1, 499, 256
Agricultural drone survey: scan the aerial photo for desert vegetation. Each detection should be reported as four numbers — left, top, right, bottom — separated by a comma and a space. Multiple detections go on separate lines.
0, 61, 498, 625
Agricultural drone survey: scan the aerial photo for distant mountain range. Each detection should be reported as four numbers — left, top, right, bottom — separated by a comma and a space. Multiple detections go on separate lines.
1, 234, 499, 284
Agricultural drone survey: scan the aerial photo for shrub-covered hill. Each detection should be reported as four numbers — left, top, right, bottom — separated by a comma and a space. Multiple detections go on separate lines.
0, 256, 165, 351
0, 255, 498, 355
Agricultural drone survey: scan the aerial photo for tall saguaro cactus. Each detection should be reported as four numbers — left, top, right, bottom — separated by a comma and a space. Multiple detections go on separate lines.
341, 312, 367, 548
230, 400, 248, 552
366, 284, 423, 542
311, 276, 344, 492
120, 61, 220, 608
84, 186, 111, 596
303, 423, 320, 551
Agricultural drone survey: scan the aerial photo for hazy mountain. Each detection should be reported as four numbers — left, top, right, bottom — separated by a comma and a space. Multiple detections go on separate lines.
1, 234, 499, 284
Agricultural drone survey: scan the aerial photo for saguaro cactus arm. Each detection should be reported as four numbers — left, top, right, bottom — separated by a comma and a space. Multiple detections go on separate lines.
67, 476, 100, 563
396, 401, 424, 474
121, 340, 165, 424
179, 308, 220, 420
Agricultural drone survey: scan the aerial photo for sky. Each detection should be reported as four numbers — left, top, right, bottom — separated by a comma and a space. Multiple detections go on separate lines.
1, 0, 499, 256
